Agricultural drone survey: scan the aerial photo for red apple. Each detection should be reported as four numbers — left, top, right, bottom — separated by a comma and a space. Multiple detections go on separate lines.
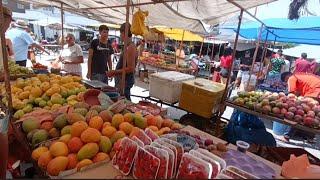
294, 115, 303, 122
303, 117, 315, 127
285, 112, 295, 119
307, 111, 316, 118
288, 107, 297, 113
296, 109, 305, 116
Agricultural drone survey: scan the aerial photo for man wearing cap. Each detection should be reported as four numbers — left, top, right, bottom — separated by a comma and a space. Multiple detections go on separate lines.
6, 19, 48, 66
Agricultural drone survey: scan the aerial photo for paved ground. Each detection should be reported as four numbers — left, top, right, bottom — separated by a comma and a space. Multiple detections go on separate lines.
34, 52, 320, 158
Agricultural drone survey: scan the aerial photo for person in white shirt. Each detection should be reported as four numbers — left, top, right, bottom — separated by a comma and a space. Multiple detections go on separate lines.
282, 58, 290, 73
55, 33, 83, 76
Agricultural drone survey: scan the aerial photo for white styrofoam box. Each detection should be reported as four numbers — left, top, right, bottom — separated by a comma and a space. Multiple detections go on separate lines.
149, 71, 195, 103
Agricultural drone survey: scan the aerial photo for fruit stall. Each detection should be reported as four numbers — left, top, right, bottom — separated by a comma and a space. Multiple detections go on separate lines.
139, 54, 196, 74
0, 73, 289, 179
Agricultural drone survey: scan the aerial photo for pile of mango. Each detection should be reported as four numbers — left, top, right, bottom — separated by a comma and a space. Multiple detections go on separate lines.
28, 101, 182, 176
0, 74, 86, 119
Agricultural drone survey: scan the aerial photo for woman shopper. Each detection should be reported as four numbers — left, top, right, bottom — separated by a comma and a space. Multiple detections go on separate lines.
220, 48, 233, 84
106, 23, 137, 101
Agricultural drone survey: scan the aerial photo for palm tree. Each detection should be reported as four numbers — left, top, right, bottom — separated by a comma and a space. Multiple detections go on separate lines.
288, 0, 317, 20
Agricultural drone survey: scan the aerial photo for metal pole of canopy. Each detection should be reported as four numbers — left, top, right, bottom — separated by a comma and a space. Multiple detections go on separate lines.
120, 0, 130, 96
256, 31, 269, 86
199, 38, 204, 57
246, 25, 263, 90
177, 30, 185, 69
215, 9, 244, 136
60, 2, 64, 47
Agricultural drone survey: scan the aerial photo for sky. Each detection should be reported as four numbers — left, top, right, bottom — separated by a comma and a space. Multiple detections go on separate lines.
248, 0, 320, 20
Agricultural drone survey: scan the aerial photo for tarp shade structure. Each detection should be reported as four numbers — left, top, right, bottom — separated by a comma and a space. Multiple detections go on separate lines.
230, 16, 320, 45
30, 18, 75, 29
155, 27, 203, 42
17, 0, 276, 34
269, 45, 320, 60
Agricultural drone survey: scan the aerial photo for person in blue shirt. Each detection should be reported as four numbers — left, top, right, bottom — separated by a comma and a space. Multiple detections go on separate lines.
6, 19, 48, 66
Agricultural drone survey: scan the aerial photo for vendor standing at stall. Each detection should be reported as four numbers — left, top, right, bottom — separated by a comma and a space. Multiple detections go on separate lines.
219, 48, 233, 84
281, 72, 320, 99
106, 23, 137, 100
54, 33, 83, 76
87, 25, 113, 83
235, 50, 252, 87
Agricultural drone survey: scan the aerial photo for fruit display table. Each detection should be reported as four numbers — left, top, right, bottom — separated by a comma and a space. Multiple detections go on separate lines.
141, 61, 195, 74
63, 126, 283, 179
225, 101, 320, 135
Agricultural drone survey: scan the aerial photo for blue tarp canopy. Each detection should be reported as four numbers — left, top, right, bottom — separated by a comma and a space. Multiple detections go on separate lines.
228, 17, 320, 45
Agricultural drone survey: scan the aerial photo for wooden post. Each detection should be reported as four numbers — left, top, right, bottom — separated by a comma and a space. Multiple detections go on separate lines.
216, 9, 244, 136
120, 0, 130, 95
246, 25, 263, 90
60, 2, 64, 47
210, 41, 215, 61
177, 30, 185, 68
199, 37, 204, 57
0, 3, 11, 178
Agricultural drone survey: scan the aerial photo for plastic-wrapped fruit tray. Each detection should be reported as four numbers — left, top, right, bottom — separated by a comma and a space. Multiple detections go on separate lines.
221, 149, 276, 179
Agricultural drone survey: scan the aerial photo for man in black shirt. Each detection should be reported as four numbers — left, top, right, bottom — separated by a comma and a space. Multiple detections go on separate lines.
235, 50, 253, 87
87, 25, 113, 83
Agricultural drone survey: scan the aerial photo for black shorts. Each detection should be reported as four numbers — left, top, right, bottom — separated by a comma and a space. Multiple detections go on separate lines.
16, 60, 27, 67
220, 68, 230, 78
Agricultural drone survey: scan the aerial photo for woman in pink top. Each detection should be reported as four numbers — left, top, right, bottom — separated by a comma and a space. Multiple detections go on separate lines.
220, 48, 233, 84
294, 53, 316, 74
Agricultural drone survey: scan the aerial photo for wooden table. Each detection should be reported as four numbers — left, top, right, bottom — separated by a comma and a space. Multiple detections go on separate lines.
63, 126, 283, 179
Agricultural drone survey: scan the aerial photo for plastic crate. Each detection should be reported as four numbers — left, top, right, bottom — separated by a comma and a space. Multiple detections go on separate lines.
149, 71, 195, 103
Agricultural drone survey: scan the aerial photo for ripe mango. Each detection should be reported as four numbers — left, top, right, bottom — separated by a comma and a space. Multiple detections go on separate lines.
22, 118, 40, 133
93, 152, 110, 163
110, 131, 126, 144
59, 134, 72, 144
67, 154, 78, 170
133, 115, 147, 129
53, 113, 68, 129
70, 121, 88, 137
80, 128, 101, 143
47, 156, 69, 176
99, 136, 112, 153
32, 146, 48, 161
85, 110, 99, 122
38, 151, 52, 170
67, 112, 85, 124
77, 143, 99, 161
99, 110, 113, 122
112, 114, 124, 129
49, 141, 69, 157
76, 159, 93, 171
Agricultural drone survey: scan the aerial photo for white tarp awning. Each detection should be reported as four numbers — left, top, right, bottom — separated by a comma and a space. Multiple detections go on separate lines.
18, 0, 276, 34
270, 45, 320, 60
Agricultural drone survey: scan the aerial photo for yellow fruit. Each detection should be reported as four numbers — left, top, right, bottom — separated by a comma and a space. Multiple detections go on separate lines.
162, 119, 175, 128
129, 127, 141, 138
77, 143, 99, 161
171, 123, 183, 130
40, 82, 50, 92
123, 113, 134, 123
76, 159, 93, 171
102, 122, 111, 128
89, 116, 103, 130
111, 114, 124, 129
71, 121, 88, 137
101, 126, 117, 138
49, 141, 69, 157
67, 153, 78, 170
119, 122, 133, 135
30, 86, 42, 98
110, 131, 126, 144
147, 126, 159, 132
32, 146, 48, 161
45, 86, 60, 96
59, 134, 72, 144
47, 156, 69, 176
93, 152, 110, 163
18, 91, 30, 100
99, 136, 112, 153
38, 151, 52, 170
80, 128, 101, 143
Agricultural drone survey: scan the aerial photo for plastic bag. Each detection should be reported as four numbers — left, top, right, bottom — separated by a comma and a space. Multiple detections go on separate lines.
151, 142, 175, 179
176, 153, 212, 179
145, 145, 169, 179
133, 147, 160, 179
131, 10, 149, 36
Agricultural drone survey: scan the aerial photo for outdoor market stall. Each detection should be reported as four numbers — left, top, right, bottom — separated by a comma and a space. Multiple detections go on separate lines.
218, 14, 320, 137
2, 0, 320, 179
